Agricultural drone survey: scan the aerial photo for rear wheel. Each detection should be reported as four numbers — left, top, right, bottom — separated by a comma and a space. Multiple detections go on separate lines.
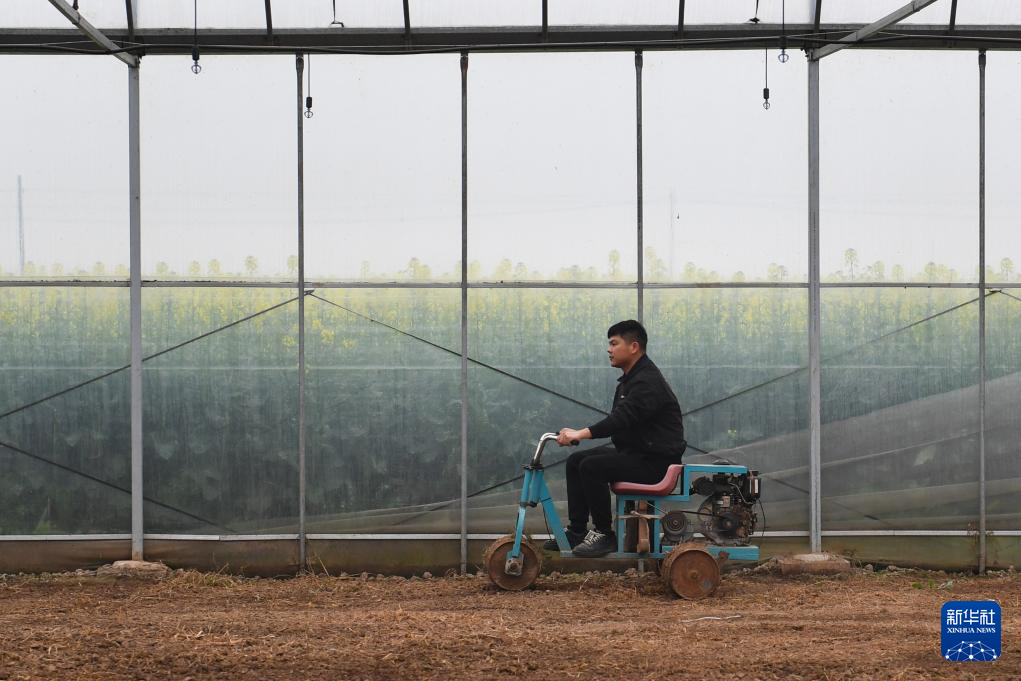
483, 535, 542, 591
661, 542, 721, 600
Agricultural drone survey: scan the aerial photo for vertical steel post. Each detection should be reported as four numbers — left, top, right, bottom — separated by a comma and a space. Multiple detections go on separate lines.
460, 51, 470, 575
128, 64, 143, 561
978, 49, 987, 574
634, 50, 645, 568
807, 56, 822, 554
296, 53, 307, 571
16, 175, 25, 275
636, 51, 644, 322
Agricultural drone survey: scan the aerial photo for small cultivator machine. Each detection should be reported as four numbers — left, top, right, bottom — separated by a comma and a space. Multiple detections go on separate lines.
484, 433, 762, 599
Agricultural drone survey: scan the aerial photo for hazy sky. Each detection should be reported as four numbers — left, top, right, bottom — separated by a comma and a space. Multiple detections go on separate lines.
2, 2, 1021, 281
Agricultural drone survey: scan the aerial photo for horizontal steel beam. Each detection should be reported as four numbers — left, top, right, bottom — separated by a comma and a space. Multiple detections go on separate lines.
144, 533, 298, 541
4, 530, 1021, 541
4, 279, 1021, 289
6, 24, 1021, 56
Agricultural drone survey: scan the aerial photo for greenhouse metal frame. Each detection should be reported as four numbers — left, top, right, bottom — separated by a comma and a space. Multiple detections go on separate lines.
2, 0, 1020, 575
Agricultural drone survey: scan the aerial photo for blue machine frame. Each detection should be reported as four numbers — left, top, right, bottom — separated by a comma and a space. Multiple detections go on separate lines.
505, 435, 760, 567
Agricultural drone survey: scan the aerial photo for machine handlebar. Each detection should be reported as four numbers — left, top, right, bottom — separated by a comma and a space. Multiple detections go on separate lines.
530, 432, 578, 467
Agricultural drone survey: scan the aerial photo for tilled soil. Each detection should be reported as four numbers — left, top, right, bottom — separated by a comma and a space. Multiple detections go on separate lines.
0, 566, 1018, 680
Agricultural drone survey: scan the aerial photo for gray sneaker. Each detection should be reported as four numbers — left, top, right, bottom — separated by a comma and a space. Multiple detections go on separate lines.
571, 529, 617, 557
542, 527, 585, 551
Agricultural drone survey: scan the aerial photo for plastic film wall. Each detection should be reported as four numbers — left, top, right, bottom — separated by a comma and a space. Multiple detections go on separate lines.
1, 49, 1019, 574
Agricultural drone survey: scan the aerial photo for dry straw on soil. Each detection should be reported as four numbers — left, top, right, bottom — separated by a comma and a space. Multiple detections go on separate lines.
0, 566, 1018, 680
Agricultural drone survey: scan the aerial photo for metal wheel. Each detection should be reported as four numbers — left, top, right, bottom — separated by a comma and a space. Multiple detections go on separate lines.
661, 542, 720, 600
483, 535, 542, 591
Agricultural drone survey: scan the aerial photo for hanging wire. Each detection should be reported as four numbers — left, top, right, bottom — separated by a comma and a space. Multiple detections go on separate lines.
330, 0, 346, 27
191, 0, 202, 74
779, 0, 790, 62
304, 53, 314, 117
763, 48, 770, 109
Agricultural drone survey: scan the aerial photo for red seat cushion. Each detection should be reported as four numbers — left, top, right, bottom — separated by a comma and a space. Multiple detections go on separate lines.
610, 464, 684, 496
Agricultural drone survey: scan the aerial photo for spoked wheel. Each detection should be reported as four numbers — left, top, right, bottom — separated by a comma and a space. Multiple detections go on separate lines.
661, 542, 721, 600
483, 535, 543, 591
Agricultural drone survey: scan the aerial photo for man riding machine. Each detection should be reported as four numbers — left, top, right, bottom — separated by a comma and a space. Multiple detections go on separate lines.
483, 321, 761, 599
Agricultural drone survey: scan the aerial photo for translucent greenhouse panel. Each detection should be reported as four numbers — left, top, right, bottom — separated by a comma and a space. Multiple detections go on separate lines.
683, 0, 815, 25
136, 0, 264, 28
821, 51, 977, 283
467, 365, 614, 534
4, 0, 126, 28
0, 288, 129, 534
821, 288, 979, 531
956, 0, 1021, 25
822, 0, 951, 24
985, 291, 1021, 530
550, 0, 677, 25
467, 289, 636, 407
646, 289, 809, 532
0, 57, 127, 279
304, 55, 461, 282
140, 56, 295, 279
643, 51, 807, 283
142, 289, 299, 534
306, 289, 461, 534
410, 0, 536, 27
985, 52, 1021, 284
468, 53, 637, 282
140, 288, 298, 355
466, 289, 635, 532
273, 1, 403, 28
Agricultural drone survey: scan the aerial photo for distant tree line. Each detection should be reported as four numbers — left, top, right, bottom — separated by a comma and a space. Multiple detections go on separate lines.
1, 248, 1018, 282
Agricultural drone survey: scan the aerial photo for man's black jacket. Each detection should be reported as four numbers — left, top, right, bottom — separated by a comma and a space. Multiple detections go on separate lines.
587, 355, 686, 460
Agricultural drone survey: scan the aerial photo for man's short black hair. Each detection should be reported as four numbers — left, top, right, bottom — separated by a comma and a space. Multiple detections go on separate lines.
607, 319, 648, 351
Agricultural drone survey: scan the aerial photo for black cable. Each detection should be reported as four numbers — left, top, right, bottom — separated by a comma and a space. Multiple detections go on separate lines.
312, 290, 995, 527
0, 295, 304, 532
310, 293, 609, 417
0, 295, 301, 423
998, 289, 1021, 304
0, 438, 235, 533
1, 287, 994, 531
686, 290, 997, 417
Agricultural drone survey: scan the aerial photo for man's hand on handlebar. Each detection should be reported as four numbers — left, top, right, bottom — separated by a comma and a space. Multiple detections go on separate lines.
557, 427, 592, 447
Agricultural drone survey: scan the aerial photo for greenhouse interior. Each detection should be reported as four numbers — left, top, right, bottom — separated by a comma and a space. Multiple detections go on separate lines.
1, 0, 1019, 576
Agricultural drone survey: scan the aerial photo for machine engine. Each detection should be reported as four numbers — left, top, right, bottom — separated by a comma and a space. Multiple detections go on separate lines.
682, 470, 760, 546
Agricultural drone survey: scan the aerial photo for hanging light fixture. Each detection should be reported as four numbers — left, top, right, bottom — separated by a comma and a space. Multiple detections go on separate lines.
762, 49, 770, 110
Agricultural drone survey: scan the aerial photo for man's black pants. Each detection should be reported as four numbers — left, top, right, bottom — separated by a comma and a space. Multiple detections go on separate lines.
565, 444, 679, 535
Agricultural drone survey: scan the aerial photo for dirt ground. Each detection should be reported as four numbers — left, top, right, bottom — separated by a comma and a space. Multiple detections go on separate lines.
1, 564, 1018, 680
